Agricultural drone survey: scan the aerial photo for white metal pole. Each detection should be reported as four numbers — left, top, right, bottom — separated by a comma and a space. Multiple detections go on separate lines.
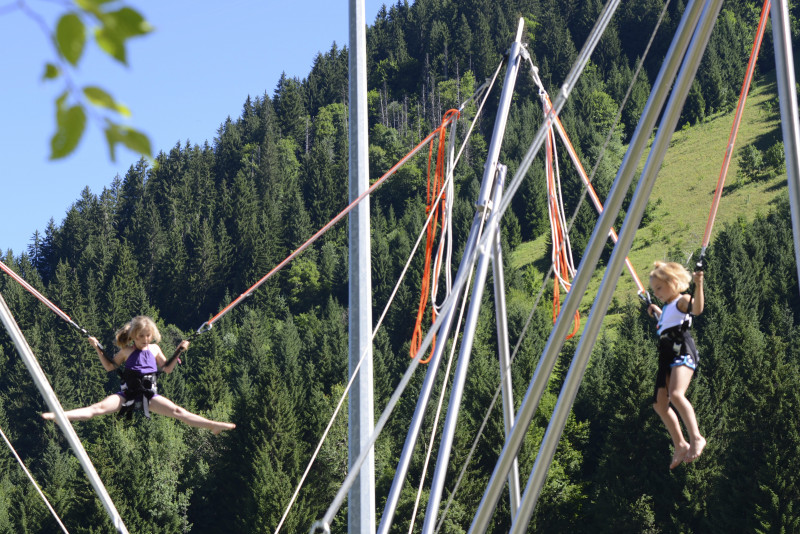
770, 0, 800, 291
489, 164, 521, 515
0, 292, 129, 534
348, 0, 375, 532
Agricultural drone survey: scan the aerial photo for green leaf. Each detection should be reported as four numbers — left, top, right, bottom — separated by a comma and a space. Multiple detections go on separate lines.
94, 7, 152, 64
104, 123, 152, 162
83, 86, 131, 117
50, 102, 87, 159
94, 27, 126, 64
42, 63, 60, 81
75, 0, 114, 8
101, 8, 153, 39
56, 13, 86, 66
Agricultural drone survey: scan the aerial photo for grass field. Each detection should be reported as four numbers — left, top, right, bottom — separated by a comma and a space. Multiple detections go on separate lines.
509, 72, 786, 333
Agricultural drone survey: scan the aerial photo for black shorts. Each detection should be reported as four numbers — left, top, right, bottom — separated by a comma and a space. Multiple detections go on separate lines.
653, 328, 699, 401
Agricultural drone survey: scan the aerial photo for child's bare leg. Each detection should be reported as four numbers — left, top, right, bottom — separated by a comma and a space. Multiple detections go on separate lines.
42, 395, 123, 421
653, 386, 690, 469
149, 396, 235, 435
668, 366, 705, 462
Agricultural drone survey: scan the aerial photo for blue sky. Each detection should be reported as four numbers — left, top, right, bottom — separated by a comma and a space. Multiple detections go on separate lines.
1, 0, 390, 256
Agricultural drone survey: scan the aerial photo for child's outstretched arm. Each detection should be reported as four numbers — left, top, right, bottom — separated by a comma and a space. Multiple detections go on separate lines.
89, 336, 120, 371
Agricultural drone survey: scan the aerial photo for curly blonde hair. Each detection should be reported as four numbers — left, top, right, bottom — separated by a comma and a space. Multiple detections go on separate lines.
649, 261, 691, 293
115, 316, 162, 348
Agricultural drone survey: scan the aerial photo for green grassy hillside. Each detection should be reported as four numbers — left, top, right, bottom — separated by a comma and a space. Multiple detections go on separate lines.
511, 72, 785, 331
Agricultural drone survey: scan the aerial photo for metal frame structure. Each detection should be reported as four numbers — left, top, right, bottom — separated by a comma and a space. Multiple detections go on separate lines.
352, 0, 800, 532
3, 1, 797, 532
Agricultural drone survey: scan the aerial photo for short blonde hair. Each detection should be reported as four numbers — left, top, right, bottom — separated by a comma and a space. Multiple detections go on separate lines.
649, 261, 691, 293
115, 316, 161, 348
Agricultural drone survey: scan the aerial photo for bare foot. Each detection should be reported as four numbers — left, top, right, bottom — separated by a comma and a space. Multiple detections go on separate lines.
41, 412, 55, 421
686, 436, 706, 463
211, 422, 236, 435
670, 442, 690, 469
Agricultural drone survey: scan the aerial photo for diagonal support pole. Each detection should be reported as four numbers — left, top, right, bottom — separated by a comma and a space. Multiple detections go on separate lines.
0, 291, 129, 534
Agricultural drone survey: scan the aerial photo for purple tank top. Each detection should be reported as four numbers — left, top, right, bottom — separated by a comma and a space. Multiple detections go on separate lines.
124, 347, 158, 374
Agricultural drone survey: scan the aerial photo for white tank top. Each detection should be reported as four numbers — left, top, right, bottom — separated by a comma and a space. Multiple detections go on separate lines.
657, 299, 690, 335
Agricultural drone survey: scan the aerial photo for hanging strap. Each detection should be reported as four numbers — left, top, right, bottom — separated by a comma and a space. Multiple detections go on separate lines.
410, 109, 460, 363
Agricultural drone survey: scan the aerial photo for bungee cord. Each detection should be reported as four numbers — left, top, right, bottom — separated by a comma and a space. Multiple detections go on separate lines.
196, 122, 455, 336
531, 70, 649, 297
544, 102, 581, 338
700, 0, 771, 263
197, 63, 504, 341
411, 108, 461, 363
0, 260, 110, 357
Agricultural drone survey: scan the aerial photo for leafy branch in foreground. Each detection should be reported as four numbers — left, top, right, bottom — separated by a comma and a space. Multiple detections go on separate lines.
11, 0, 153, 161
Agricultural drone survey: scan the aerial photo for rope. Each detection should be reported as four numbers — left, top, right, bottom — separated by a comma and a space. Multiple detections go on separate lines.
0, 423, 70, 533
306, 61, 506, 530
196, 115, 461, 336
0, 261, 108, 355
411, 109, 460, 363
534, 82, 649, 296
544, 110, 581, 338
700, 0, 770, 260
407, 233, 478, 534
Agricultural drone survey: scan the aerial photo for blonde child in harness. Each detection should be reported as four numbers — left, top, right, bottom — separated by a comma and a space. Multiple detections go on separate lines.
42, 316, 235, 435
647, 261, 706, 469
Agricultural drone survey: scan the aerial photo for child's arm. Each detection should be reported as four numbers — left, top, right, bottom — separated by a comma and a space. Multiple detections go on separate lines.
158, 340, 189, 374
647, 303, 662, 319
88, 336, 121, 371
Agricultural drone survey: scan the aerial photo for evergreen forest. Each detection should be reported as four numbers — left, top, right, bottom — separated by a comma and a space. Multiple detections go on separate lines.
2, 0, 800, 532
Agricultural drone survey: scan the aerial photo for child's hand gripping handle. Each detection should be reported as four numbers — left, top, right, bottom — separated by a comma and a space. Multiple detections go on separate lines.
695, 253, 706, 272
166, 340, 190, 368
640, 291, 661, 321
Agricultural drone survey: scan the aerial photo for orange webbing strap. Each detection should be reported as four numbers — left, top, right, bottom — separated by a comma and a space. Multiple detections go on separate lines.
545, 122, 580, 339
702, 0, 770, 254
410, 109, 460, 363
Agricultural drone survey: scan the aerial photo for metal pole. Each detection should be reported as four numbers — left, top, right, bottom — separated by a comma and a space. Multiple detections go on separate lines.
377, 132, 478, 534
348, 0, 374, 531
469, 0, 706, 530
0, 292, 129, 534
476, 18, 526, 209
419, 19, 526, 532
421, 158, 508, 534
770, 0, 800, 290
490, 164, 521, 516
510, 0, 723, 529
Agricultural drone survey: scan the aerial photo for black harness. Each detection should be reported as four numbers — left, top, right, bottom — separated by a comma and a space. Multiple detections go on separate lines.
118, 368, 158, 419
